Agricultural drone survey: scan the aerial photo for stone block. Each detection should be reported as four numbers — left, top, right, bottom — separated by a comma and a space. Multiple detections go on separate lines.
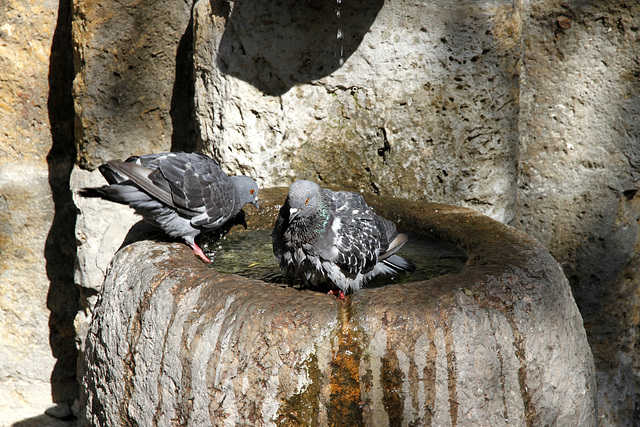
71, 0, 194, 168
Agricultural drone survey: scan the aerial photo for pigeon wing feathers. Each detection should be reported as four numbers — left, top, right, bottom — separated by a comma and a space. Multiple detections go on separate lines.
128, 152, 176, 169
153, 153, 239, 228
326, 189, 409, 273
378, 233, 408, 260
328, 190, 368, 214
321, 216, 381, 276
98, 163, 130, 185
104, 160, 177, 209
317, 190, 387, 275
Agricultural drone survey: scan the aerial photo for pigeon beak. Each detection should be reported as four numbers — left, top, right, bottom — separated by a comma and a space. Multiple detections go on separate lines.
289, 207, 300, 219
253, 199, 260, 210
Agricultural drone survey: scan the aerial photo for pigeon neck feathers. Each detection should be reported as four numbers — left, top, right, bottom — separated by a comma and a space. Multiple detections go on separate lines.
286, 180, 333, 239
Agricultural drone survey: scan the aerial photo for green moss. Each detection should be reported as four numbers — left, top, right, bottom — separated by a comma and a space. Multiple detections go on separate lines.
276, 354, 322, 426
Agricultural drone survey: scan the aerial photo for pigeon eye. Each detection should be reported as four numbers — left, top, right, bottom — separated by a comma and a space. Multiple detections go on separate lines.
305, 198, 309, 204
250, 189, 255, 195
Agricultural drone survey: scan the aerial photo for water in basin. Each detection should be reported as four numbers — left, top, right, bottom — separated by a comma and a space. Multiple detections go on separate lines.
203, 229, 467, 288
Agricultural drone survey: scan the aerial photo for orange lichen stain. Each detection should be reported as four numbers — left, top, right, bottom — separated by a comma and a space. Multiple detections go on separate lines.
327, 303, 364, 426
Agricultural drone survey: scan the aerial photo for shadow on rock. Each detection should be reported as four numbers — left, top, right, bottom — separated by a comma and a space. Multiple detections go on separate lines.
45, 0, 79, 406
217, 0, 384, 96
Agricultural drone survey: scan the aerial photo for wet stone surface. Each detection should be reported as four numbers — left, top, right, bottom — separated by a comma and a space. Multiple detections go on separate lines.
81, 187, 597, 426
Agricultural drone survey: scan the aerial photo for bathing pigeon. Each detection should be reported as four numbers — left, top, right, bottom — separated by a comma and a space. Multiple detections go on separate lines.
81, 152, 259, 263
272, 180, 413, 298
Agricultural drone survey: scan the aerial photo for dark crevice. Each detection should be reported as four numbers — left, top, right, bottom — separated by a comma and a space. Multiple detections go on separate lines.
377, 127, 390, 163
46, 0, 80, 405
170, 3, 197, 153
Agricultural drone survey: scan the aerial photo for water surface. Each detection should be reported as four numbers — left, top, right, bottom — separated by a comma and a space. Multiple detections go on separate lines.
204, 230, 467, 288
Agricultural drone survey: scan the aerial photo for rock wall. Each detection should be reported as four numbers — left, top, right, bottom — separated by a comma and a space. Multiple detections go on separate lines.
516, 2, 640, 424
193, 0, 521, 223
0, 0, 78, 424
72, 0, 197, 169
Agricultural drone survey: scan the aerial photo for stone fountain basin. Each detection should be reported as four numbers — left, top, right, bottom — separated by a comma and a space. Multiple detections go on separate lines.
81, 188, 596, 426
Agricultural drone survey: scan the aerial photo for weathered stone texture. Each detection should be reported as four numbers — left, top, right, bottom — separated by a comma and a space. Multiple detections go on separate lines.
0, 164, 58, 424
71, 167, 139, 294
71, 0, 195, 169
516, 1, 640, 424
70, 167, 141, 360
0, 0, 56, 161
193, 0, 521, 223
0, 0, 77, 423
81, 193, 596, 425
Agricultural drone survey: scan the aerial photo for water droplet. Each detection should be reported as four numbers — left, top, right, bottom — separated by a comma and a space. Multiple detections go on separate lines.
335, 0, 344, 66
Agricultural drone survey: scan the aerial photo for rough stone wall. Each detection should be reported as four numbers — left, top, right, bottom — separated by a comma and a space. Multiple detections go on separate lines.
193, 0, 522, 223
0, 0, 78, 424
516, 1, 640, 425
1, 0, 195, 423
71, 0, 196, 169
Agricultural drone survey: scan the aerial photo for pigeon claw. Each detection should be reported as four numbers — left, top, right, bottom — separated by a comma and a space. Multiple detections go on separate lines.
328, 289, 346, 301
188, 242, 213, 264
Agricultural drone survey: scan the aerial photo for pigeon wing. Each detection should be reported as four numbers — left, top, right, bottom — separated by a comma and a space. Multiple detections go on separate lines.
316, 190, 381, 276
328, 215, 381, 276
102, 160, 177, 210
156, 152, 238, 228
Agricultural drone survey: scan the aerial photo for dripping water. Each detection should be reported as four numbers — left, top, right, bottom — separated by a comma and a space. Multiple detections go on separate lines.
336, 0, 344, 65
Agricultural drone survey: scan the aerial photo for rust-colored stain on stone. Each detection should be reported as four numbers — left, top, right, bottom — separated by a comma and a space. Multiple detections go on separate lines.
380, 349, 405, 425
328, 302, 364, 426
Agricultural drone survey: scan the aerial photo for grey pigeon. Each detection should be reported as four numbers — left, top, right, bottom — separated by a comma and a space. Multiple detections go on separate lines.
81, 152, 259, 263
272, 180, 413, 298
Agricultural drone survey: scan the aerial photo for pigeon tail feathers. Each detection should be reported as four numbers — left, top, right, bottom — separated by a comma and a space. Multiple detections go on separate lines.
379, 233, 408, 260
379, 254, 415, 275
79, 184, 153, 205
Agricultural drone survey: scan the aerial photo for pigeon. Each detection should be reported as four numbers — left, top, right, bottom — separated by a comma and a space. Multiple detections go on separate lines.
272, 180, 413, 298
81, 152, 259, 263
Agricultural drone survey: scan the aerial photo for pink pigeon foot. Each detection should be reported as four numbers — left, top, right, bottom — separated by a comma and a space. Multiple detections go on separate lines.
328, 289, 346, 301
187, 241, 212, 264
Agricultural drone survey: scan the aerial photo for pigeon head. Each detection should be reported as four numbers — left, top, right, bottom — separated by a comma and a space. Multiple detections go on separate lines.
287, 180, 330, 223
231, 175, 260, 209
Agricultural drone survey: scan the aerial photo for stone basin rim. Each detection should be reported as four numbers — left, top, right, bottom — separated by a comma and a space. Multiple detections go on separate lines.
140, 186, 554, 306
